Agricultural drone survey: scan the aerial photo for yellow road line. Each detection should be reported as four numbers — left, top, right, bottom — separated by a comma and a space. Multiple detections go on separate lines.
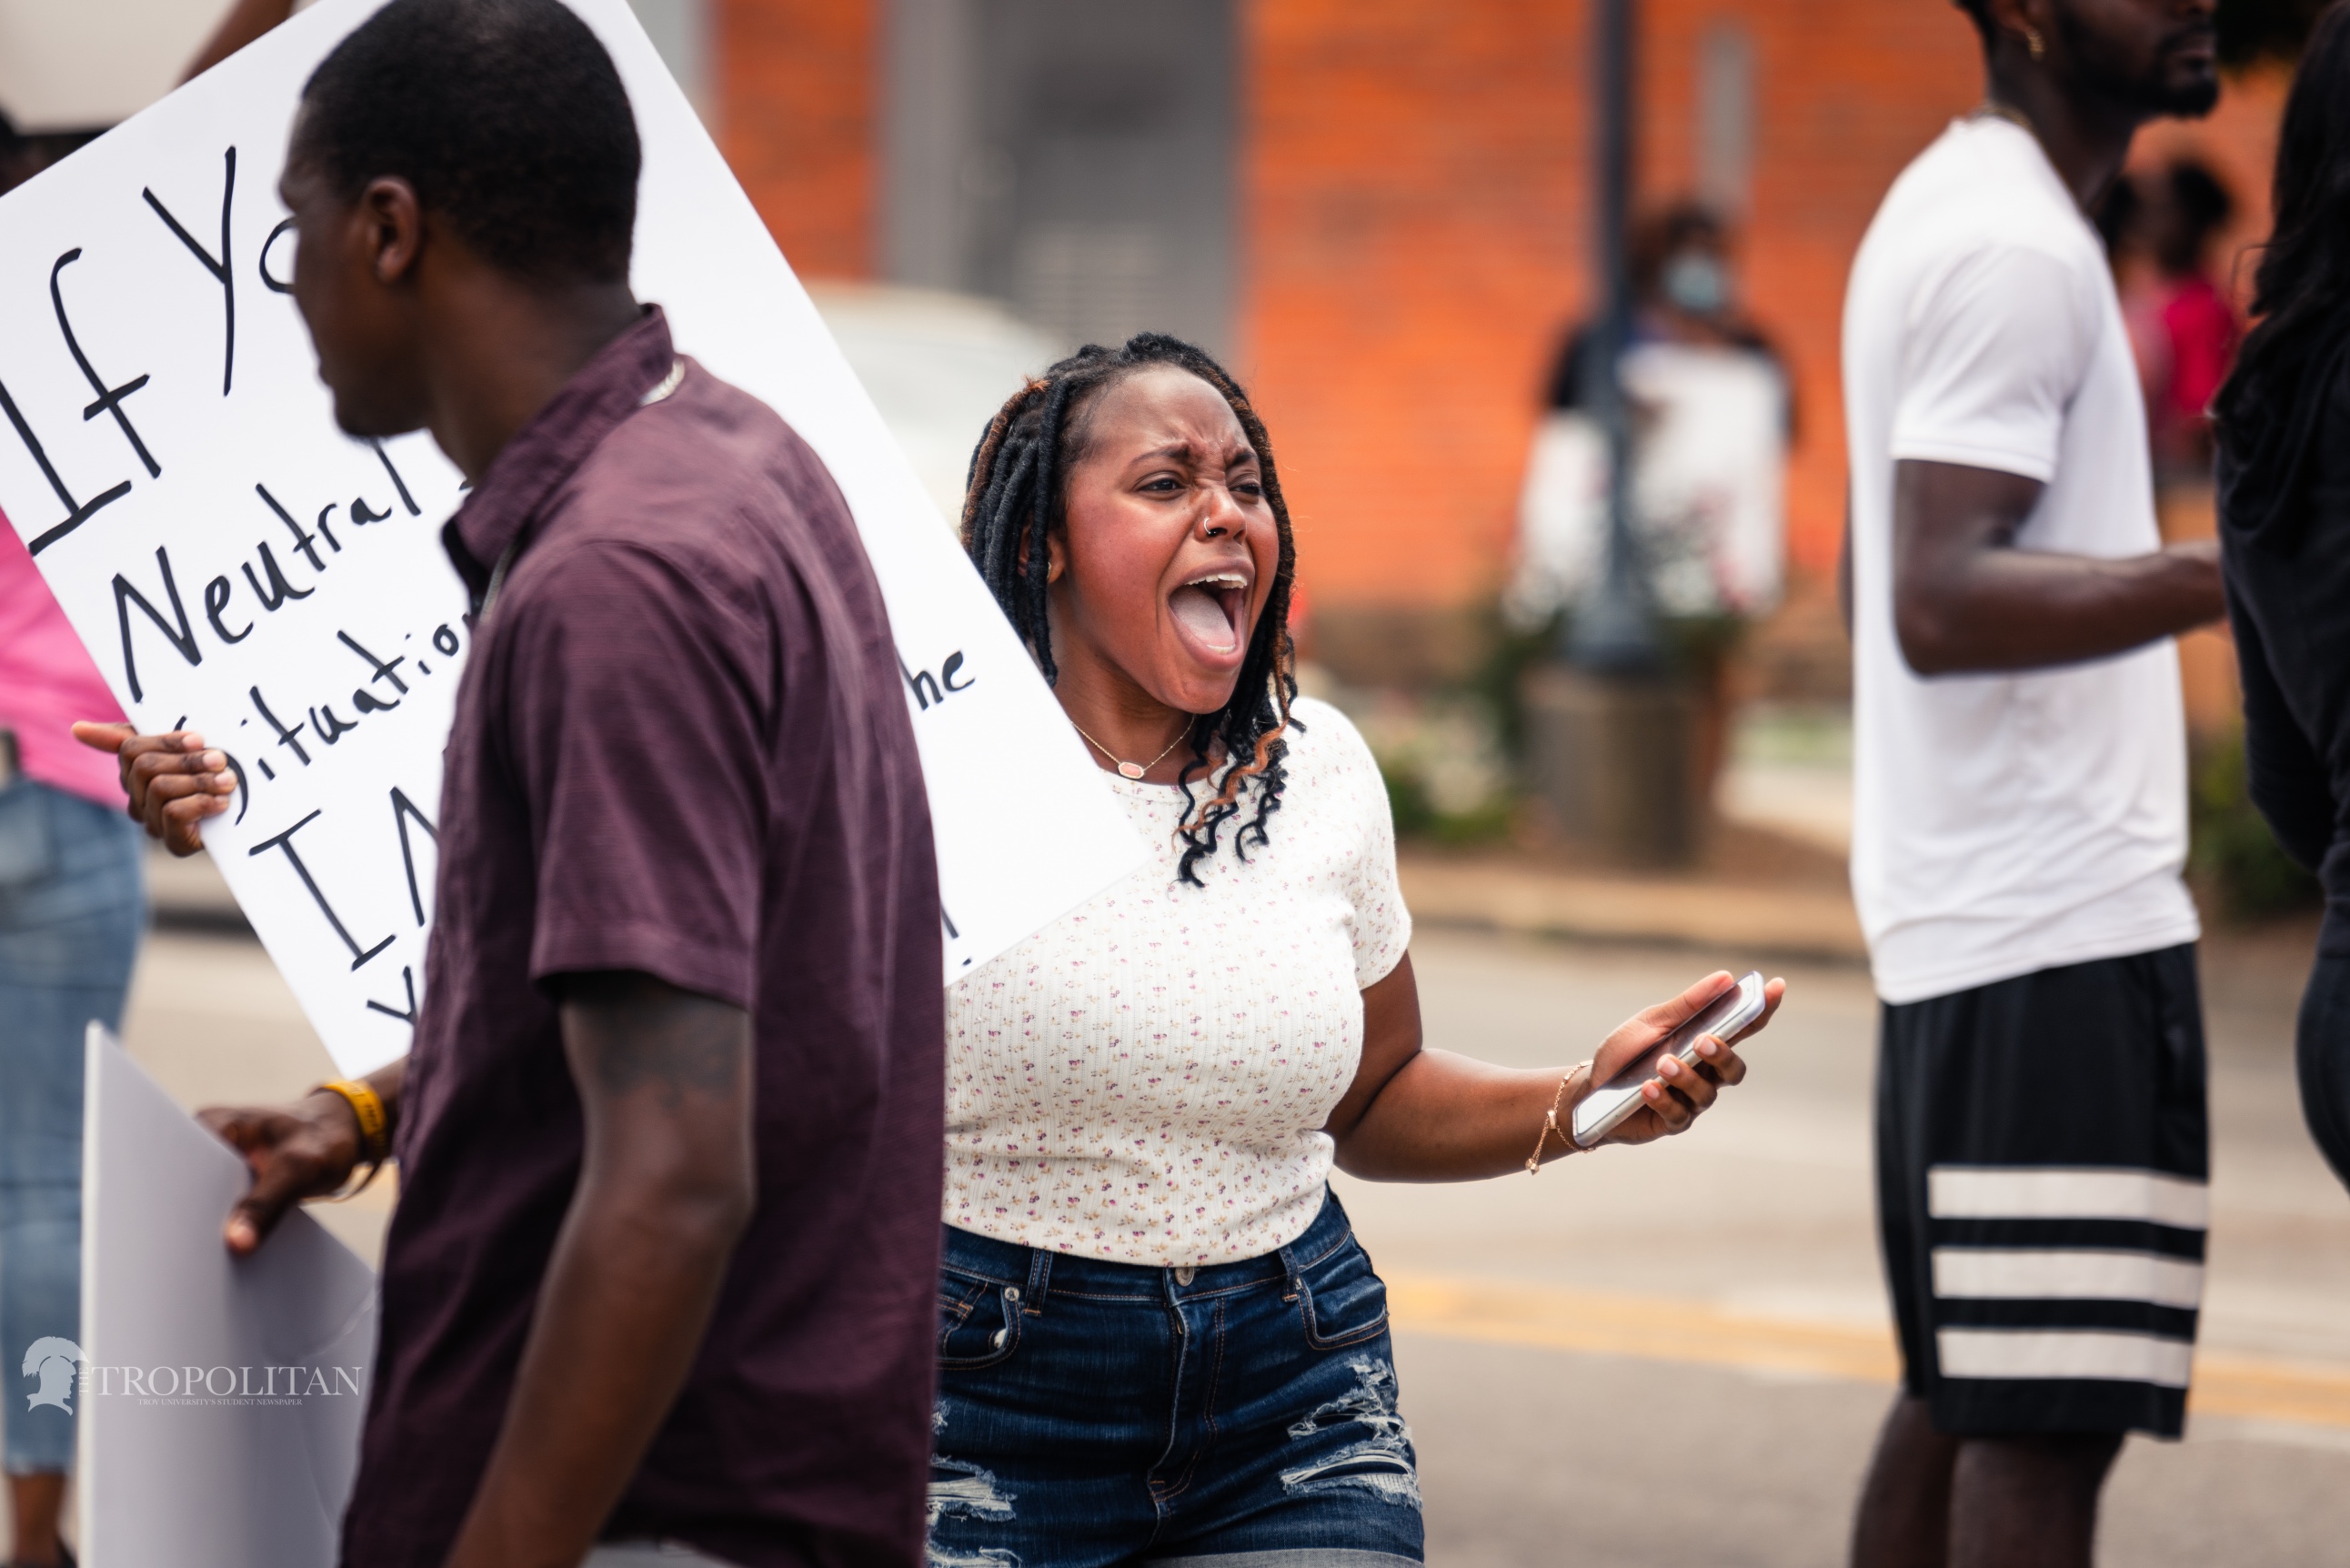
1384, 1273, 2350, 1431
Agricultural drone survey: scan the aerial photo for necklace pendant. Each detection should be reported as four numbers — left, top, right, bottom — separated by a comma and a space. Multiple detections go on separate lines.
1117, 761, 1147, 780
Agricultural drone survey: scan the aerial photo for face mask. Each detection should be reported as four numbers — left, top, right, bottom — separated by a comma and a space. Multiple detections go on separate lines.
1662, 252, 1731, 317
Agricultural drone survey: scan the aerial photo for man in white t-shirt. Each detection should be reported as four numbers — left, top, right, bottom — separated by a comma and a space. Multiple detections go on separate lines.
1840, 2, 2224, 1564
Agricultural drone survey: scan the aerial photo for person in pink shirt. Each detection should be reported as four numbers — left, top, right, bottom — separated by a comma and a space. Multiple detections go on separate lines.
2119, 158, 2242, 482
0, 514, 146, 1568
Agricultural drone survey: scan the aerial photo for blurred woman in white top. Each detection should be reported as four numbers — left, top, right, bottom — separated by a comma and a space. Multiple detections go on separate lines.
929, 331, 1784, 1566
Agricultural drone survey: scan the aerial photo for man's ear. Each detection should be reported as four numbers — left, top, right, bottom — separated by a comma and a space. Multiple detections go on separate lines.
356, 176, 427, 287
1982, 0, 2049, 57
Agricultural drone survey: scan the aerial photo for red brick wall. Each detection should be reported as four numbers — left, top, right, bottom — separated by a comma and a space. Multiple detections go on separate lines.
714, 0, 2290, 618
1239, 0, 1591, 609
717, 0, 877, 281
1648, 2, 1982, 580
1242, 6, 2288, 615
1241, 0, 1992, 612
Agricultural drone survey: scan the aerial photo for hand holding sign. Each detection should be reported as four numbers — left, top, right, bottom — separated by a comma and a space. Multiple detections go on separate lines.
72, 722, 238, 855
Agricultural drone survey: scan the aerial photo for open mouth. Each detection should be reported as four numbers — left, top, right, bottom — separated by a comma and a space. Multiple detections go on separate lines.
1168, 570, 1250, 658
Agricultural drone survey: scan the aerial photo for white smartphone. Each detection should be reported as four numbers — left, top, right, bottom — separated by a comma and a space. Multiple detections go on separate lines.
1571, 970, 1766, 1149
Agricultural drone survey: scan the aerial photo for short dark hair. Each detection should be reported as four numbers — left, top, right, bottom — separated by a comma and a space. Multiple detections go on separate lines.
1953, 0, 1994, 44
296, 0, 640, 284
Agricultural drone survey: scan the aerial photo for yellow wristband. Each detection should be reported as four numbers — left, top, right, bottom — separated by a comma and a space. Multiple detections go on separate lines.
316, 1078, 390, 1166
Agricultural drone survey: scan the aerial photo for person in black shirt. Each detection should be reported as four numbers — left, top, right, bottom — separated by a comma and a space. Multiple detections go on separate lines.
2213, 5, 2350, 1191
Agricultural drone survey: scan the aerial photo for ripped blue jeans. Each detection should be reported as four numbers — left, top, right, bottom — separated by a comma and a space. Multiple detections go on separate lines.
929, 1189, 1421, 1568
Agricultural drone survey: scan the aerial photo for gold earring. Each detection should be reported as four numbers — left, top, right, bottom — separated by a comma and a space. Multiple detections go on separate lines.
2024, 25, 2045, 61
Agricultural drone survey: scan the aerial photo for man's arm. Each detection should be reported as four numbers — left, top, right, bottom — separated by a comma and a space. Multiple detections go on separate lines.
1891, 458, 2223, 675
441, 971, 754, 1568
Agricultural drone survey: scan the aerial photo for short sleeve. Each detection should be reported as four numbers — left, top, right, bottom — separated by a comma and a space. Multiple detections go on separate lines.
499, 541, 771, 1009
1308, 706, 1411, 988
1889, 243, 2099, 483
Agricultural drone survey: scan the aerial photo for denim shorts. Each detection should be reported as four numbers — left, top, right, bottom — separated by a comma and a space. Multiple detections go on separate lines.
929, 1188, 1422, 1568
0, 779, 144, 1473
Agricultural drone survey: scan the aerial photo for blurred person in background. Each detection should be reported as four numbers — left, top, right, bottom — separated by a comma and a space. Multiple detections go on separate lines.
1542, 202, 1790, 404
2213, 3, 2350, 1200
1516, 202, 1792, 806
2116, 158, 2241, 481
1839, 0, 2224, 1564
0, 127, 147, 1568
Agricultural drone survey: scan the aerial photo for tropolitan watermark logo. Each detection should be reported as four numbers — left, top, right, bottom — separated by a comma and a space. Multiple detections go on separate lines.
22, 1337, 82, 1414
21, 1338, 363, 1411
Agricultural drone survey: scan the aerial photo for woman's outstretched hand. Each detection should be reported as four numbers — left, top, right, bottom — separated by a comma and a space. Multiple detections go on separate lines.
1582, 970, 1786, 1148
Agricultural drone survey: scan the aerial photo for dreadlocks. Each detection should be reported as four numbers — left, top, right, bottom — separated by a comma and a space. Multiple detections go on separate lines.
962, 332, 1300, 887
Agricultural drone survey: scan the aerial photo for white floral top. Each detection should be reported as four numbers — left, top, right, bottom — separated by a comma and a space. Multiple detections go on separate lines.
943, 697, 1411, 1266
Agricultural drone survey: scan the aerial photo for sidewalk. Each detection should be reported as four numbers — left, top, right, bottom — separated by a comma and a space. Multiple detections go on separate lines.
1398, 813, 1868, 967
145, 816, 1875, 963
1398, 840, 1866, 967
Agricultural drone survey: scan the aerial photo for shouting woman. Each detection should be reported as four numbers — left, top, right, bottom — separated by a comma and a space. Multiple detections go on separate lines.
929, 332, 1784, 1564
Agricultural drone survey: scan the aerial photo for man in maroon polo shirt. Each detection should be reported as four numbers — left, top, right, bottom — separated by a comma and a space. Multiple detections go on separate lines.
83, 3, 943, 1564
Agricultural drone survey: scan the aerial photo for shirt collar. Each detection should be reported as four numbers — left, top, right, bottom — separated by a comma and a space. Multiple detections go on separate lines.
442, 304, 678, 606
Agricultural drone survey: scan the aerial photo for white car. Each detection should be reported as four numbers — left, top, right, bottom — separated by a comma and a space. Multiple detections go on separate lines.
808, 283, 1059, 530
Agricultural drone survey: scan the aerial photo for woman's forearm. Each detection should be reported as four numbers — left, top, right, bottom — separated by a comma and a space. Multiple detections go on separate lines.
1331, 1049, 1589, 1181
1327, 958, 1751, 1181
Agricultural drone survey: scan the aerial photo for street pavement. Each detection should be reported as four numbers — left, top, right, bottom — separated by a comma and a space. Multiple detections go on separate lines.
1342, 927, 2350, 1566
62, 919, 2350, 1563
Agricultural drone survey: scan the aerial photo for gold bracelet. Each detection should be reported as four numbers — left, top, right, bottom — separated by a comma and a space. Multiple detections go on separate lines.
314, 1079, 390, 1200
1525, 1060, 1593, 1174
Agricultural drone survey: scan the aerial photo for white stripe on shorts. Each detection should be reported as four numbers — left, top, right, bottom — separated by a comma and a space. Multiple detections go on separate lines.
1935, 1328, 2194, 1387
1930, 1249, 2204, 1310
1925, 1166, 2209, 1229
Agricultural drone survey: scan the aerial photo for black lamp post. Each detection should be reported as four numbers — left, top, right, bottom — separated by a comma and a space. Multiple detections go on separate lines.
1566, 0, 1655, 672
1521, 0, 1697, 867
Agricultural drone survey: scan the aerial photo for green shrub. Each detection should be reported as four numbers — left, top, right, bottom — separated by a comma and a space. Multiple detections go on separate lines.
2189, 728, 2320, 920
1377, 755, 1514, 847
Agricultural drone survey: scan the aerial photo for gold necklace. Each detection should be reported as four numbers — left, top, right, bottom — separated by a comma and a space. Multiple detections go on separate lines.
1070, 719, 1189, 780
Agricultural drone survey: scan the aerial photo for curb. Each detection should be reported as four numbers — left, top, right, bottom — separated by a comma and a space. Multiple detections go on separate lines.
1398, 853, 1867, 968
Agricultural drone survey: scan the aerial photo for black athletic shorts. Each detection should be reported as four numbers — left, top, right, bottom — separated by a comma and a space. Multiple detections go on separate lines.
1876, 943, 2207, 1439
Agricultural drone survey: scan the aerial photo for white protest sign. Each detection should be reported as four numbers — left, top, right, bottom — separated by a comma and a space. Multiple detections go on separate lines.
0, 0, 1144, 1077
76, 1025, 377, 1568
